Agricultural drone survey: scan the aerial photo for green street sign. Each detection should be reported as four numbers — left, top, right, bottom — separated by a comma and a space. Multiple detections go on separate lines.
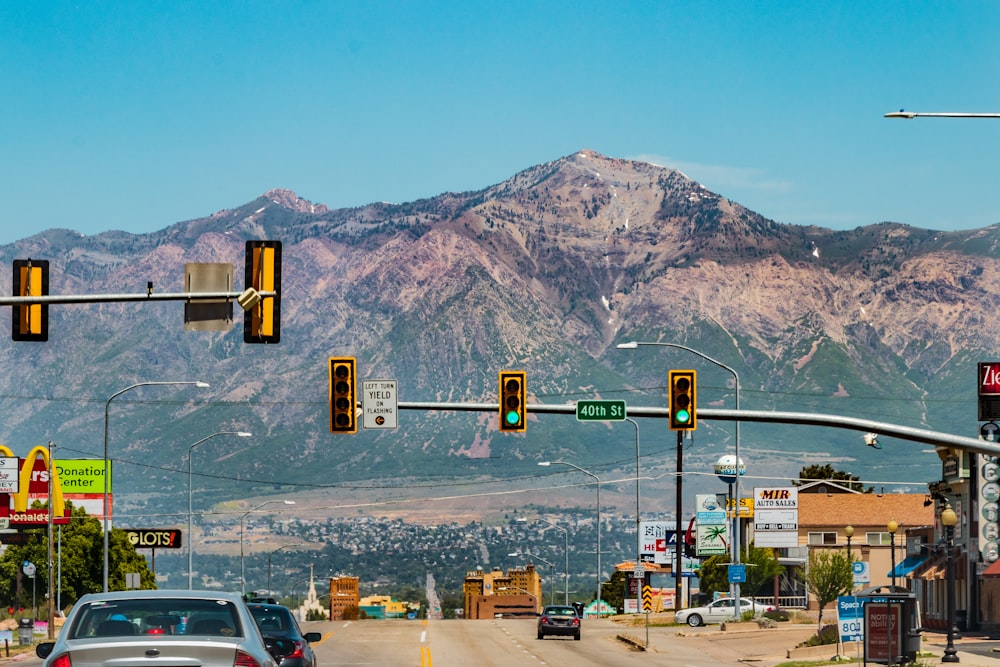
576, 400, 627, 421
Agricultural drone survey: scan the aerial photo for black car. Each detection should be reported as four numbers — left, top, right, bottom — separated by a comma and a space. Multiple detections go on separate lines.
537, 604, 581, 640
247, 602, 322, 667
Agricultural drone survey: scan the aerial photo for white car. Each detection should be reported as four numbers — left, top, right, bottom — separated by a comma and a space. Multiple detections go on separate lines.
674, 597, 775, 627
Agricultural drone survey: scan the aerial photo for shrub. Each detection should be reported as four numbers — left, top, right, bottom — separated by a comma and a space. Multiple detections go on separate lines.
798, 624, 839, 647
763, 609, 790, 622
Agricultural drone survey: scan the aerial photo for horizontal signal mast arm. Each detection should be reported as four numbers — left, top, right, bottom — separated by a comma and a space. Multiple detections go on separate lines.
0, 291, 276, 306
396, 401, 999, 456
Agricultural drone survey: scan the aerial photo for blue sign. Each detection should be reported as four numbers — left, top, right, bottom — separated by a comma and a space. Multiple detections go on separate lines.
728, 564, 747, 583
837, 595, 864, 643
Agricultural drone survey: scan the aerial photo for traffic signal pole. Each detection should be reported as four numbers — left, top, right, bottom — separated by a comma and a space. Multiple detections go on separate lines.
397, 401, 1000, 455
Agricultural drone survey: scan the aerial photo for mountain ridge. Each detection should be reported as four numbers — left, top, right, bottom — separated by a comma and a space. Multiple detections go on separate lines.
0, 149, 995, 520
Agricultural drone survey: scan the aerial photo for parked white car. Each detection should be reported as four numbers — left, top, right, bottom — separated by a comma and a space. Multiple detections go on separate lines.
674, 597, 775, 627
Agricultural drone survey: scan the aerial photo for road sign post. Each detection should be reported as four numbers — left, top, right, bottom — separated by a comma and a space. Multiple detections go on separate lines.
576, 400, 626, 421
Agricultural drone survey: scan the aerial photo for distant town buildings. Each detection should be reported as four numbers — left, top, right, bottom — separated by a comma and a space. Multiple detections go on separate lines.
463, 564, 542, 619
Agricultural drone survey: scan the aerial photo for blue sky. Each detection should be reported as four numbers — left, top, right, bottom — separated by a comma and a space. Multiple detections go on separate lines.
2, 1, 1000, 246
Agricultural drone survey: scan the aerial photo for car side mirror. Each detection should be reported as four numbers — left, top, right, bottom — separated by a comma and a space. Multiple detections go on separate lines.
303, 631, 322, 643
36, 643, 54, 659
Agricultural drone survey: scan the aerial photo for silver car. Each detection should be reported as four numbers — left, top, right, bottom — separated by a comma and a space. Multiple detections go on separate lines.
36, 590, 280, 667
674, 597, 776, 627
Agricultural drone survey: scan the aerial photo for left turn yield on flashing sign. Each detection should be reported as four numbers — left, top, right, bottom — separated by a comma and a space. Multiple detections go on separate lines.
362, 380, 398, 429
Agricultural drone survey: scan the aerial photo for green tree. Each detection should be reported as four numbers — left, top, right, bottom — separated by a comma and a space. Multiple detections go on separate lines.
743, 544, 784, 597
805, 550, 852, 632
695, 554, 729, 599
793, 464, 873, 493
600, 570, 628, 613
0, 503, 156, 612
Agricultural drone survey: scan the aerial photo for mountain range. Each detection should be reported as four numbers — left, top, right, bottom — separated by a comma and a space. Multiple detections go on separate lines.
2, 149, 997, 525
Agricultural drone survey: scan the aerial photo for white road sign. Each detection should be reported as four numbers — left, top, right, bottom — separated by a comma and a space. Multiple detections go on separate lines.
362, 380, 398, 429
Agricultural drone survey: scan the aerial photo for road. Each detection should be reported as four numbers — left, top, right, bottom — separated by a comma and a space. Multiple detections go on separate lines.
305, 617, 815, 666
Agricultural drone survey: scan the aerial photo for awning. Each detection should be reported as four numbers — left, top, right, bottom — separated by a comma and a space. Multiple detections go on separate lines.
983, 558, 1000, 578
912, 554, 946, 580
888, 554, 928, 578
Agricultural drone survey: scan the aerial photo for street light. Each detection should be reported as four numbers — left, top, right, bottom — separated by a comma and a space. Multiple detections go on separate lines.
188, 431, 252, 589
509, 552, 556, 605
624, 416, 642, 614
268, 543, 307, 596
521, 517, 569, 605
539, 461, 601, 610
617, 340, 742, 607
845, 525, 854, 561
885, 110, 1000, 119
240, 500, 296, 595
103, 380, 209, 592
941, 503, 959, 663
887, 518, 898, 589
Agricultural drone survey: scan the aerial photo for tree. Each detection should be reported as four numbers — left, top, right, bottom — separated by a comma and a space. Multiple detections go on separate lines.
0, 502, 156, 612
743, 545, 784, 597
695, 546, 783, 601
793, 464, 873, 493
805, 550, 853, 632
600, 570, 628, 613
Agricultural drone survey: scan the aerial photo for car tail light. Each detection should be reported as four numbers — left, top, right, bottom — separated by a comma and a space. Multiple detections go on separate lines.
572, 618, 580, 627
234, 650, 262, 667
540, 615, 549, 624
145, 628, 166, 635
285, 640, 307, 659
51, 654, 72, 667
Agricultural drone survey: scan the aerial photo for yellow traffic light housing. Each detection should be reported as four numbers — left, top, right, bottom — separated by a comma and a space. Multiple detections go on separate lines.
499, 370, 527, 432
668, 369, 697, 430
12, 259, 48, 341
330, 357, 357, 433
244, 241, 281, 344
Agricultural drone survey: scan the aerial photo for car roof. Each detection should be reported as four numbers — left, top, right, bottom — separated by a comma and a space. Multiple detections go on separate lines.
77, 590, 246, 603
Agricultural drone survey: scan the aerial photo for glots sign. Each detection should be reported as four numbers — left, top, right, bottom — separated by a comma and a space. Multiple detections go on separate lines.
126, 529, 182, 549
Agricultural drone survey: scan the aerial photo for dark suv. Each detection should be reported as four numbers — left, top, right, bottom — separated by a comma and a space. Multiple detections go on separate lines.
246, 602, 322, 667
537, 605, 581, 640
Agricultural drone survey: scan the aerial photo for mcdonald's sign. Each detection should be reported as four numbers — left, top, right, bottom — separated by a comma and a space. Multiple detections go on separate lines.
0, 445, 71, 526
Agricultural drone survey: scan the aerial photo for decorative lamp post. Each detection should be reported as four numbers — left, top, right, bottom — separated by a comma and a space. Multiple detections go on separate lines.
845, 525, 854, 561
240, 500, 296, 595
103, 380, 209, 592
941, 503, 959, 663
887, 519, 898, 589
188, 431, 252, 589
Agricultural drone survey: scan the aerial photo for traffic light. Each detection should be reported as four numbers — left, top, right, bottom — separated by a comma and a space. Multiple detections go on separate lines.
243, 240, 281, 344
668, 369, 697, 430
329, 357, 357, 433
498, 370, 527, 432
12, 259, 48, 341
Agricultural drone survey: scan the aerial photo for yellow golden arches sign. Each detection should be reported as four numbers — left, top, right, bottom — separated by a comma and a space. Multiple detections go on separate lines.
5, 444, 66, 516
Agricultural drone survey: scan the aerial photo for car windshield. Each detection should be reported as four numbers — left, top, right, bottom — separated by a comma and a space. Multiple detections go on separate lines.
68, 598, 243, 639
544, 607, 576, 616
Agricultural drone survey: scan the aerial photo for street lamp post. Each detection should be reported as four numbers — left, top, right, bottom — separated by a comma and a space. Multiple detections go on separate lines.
240, 500, 296, 595
268, 543, 306, 596
885, 110, 1000, 119
509, 552, 556, 606
845, 525, 854, 561
941, 503, 959, 663
887, 519, 898, 589
539, 461, 601, 611
624, 417, 642, 614
534, 518, 570, 605
617, 340, 742, 608
188, 431, 252, 589
104, 380, 209, 592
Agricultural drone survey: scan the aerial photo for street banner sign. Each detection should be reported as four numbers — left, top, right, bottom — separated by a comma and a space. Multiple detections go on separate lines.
362, 380, 398, 429
576, 400, 626, 421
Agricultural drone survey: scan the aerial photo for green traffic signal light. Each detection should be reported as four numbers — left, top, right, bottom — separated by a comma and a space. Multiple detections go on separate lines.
499, 371, 527, 432
669, 369, 697, 430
